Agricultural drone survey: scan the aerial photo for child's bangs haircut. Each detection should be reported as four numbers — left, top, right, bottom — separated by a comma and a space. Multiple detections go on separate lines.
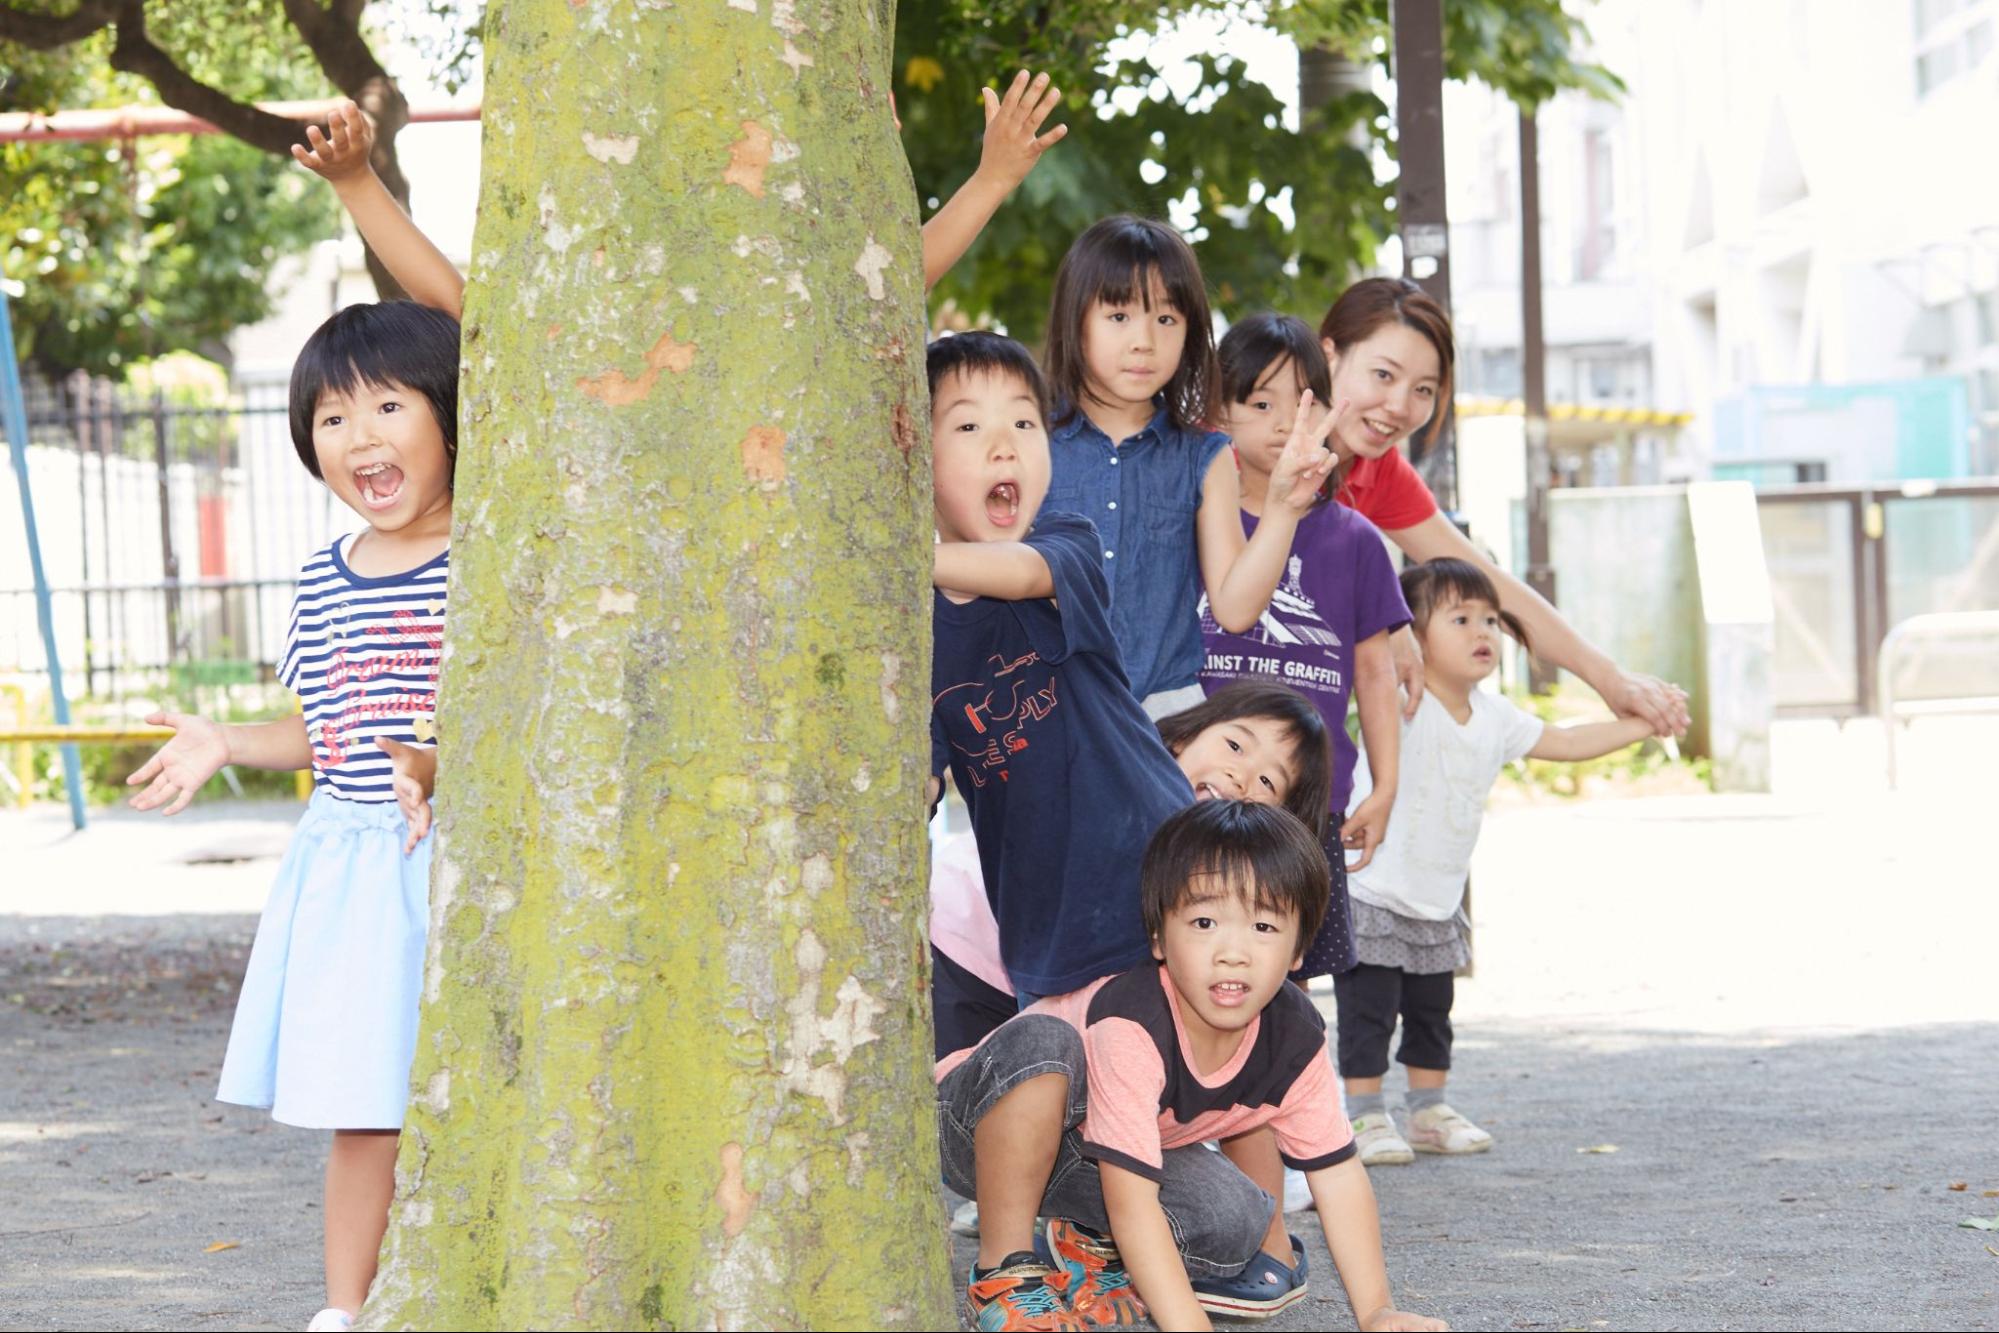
1318, 277, 1455, 454
1140, 800, 1329, 947
1044, 214, 1217, 431
288, 300, 462, 480
1157, 681, 1335, 840
1218, 312, 1331, 407
927, 330, 1052, 426
1401, 557, 1530, 651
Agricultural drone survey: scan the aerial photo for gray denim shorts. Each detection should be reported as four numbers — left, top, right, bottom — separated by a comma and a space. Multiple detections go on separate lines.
935, 1013, 1273, 1278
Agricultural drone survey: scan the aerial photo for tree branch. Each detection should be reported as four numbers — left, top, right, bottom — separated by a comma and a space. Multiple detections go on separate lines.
280, 0, 392, 102
103, 2, 307, 154
0, 0, 117, 49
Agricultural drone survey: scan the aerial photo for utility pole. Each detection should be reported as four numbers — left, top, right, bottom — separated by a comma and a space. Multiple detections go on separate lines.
1391, 0, 1457, 509
1519, 107, 1558, 692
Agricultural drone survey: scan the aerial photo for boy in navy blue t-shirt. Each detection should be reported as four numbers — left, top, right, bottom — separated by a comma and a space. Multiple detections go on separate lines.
928, 333, 1193, 1009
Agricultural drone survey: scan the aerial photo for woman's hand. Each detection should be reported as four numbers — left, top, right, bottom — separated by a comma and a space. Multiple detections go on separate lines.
291, 100, 376, 182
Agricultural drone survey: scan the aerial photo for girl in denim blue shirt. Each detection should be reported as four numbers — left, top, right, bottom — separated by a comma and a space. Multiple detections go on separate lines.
1040, 215, 1343, 714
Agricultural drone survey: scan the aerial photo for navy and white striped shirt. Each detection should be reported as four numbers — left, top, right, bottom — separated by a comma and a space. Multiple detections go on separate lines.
278, 536, 448, 802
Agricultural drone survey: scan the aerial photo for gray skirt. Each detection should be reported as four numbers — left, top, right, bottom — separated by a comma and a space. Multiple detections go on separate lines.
1350, 898, 1471, 974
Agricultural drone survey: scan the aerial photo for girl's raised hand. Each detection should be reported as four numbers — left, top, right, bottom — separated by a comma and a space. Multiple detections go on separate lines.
126, 712, 229, 816
1268, 390, 1348, 515
977, 71, 1068, 191
291, 100, 376, 182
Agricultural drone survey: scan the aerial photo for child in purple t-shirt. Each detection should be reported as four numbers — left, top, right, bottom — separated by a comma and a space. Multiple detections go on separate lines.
1199, 313, 1412, 979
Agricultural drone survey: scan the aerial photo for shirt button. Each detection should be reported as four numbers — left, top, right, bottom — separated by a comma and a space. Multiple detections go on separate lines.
1108, 501, 1117, 510
1105, 550, 1115, 559
1110, 456, 1119, 465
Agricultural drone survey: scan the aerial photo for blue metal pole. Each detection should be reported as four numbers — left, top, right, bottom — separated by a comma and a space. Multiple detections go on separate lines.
0, 286, 88, 830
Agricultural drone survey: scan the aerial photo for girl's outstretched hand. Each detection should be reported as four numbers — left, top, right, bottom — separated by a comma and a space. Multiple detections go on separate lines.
292, 100, 376, 182
1267, 391, 1348, 515
1340, 788, 1392, 873
126, 712, 228, 816
376, 737, 437, 856
1359, 1308, 1448, 1332
977, 71, 1068, 191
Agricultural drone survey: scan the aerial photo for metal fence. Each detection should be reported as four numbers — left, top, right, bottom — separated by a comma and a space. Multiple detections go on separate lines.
1, 368, 347, 704
1756, 479, 1999, 716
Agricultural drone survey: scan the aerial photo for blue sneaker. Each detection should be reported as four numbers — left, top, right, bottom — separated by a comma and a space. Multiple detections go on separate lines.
1191, 1234, 1308, 1320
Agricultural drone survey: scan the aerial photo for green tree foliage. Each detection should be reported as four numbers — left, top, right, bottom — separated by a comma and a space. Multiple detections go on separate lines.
895, 0, 1620, 335
1, 29, 338, 376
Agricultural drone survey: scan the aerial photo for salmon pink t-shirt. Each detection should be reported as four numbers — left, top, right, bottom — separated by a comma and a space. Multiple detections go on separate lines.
937, 965, 1355, 1181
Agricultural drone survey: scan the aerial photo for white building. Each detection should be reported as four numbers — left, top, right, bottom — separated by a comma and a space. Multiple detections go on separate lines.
1443, 0, 1999, 484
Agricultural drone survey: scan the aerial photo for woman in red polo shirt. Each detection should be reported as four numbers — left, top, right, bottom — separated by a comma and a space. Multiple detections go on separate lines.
1317, 277, 1688, 735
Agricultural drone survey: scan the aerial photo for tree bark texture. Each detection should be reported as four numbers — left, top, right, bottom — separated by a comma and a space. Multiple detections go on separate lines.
362, 1, 948, 1326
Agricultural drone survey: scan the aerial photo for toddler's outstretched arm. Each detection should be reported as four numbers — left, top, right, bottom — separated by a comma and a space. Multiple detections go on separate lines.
920, 71, 1067, 292
1527, 712, 1659, 762
127, 712, 311, 816
293, 101, 466, 320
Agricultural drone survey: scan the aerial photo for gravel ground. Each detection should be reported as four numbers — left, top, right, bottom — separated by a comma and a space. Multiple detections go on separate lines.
3, 721, 1995, 1331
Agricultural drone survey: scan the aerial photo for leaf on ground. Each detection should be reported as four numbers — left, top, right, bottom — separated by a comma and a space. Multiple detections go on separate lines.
1987, 1245, 1999, 1259
1959, 1216, 1999, 1231
203, 1240, 238, 1253
1949, 1181, 1969, 1191
1577, 1144, 1620, 1154
1984, 1190, 1999, 1198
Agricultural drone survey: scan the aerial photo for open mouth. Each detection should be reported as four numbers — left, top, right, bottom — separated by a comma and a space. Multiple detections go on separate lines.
354, 461, 406, 512
1193, 781, 1222, 800
985, 481, 1021, 527
1362, 417, 1397, 441
1210, 980, 1250, 1007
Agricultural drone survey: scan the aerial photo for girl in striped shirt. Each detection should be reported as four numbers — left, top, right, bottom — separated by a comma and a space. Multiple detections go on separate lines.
126, 299, 459, 1332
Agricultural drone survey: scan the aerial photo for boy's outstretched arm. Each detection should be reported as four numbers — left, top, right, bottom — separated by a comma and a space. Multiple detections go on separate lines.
1100, 1163, 1212, 1331
921, 71, 1067, 292
293, 101, 466, 320
934, 540, 1054, 602
1527, 713, 1658, 763
1304, 1158, 1449, 1331
127, 712, 311, 816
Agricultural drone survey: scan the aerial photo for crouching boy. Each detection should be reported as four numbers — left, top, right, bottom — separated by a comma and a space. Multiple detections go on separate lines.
935, 800, 1448, 1332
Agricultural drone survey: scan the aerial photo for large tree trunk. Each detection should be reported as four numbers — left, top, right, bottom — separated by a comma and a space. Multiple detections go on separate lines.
362, 1, 949, 1326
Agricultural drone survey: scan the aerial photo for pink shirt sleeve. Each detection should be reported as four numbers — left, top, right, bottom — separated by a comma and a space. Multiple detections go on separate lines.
1268, 1046, 1356, 1171
1077, 1016, 1171, 1181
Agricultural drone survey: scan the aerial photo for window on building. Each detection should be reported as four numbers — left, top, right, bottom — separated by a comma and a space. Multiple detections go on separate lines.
1578, 128, 1617, 280
1914, 0, 1996, 95
1480, 347, 1523, 399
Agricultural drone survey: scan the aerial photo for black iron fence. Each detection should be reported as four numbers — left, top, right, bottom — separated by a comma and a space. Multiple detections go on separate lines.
2, 368, 345, 704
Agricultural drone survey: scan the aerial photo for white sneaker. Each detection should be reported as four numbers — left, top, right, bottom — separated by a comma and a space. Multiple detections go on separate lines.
949, 1198, 980, 1236
305, 1311, 355, 1333
1351, 1111, 1415, 1166
1406, 1102, 1494, 1155
1282, 1166, 1314, 1212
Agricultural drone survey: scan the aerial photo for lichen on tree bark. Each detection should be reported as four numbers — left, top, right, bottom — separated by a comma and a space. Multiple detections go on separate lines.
361, 2, 949, 1327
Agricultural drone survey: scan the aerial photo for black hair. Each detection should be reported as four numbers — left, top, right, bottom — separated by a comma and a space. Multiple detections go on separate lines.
1043, 214, 1218, 432
1139, 800, 1330, 950
1400, 557, 1530, 651
926, 330, 1052, 427
1218, 312, 1331, 407
1156, 681, 1335, 839
1217, 312, 1339, 507
288, 301, 462, 479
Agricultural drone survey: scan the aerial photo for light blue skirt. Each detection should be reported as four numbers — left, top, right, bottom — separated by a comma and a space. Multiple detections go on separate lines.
216, 789, 432, 1129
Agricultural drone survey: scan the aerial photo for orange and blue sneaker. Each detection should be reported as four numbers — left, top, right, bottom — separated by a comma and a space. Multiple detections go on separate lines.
1039, 1218, 1148, 1329
965, 1251, 1084, 1332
